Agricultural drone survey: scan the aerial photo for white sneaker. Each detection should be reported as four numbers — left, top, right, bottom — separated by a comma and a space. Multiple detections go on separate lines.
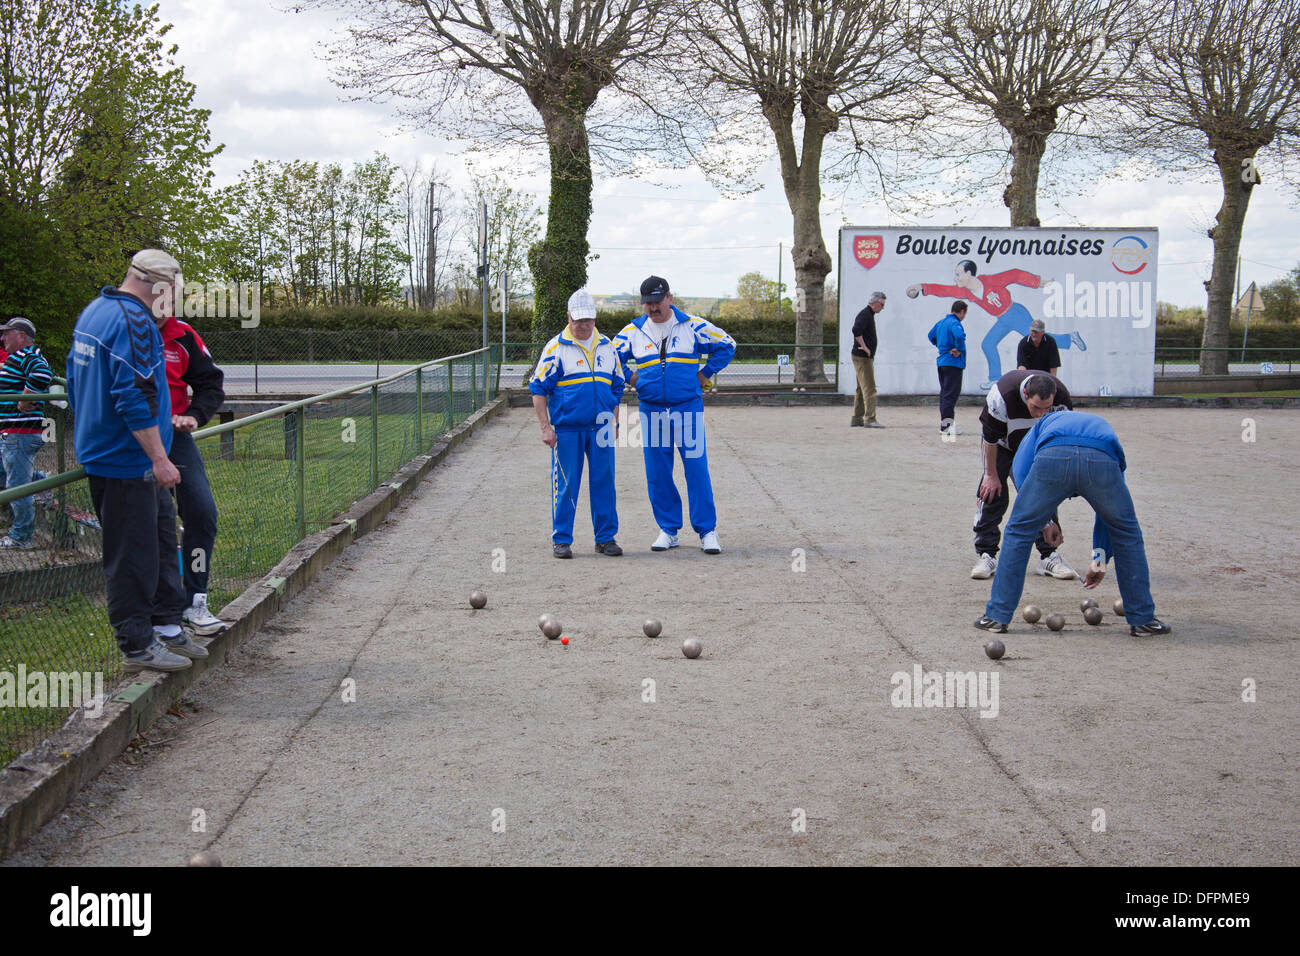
701, 531, 722, 554
939, 420, 963, 436
182, 593, 228, 636
651, 530, 679, 552
970, 552, 997, 579
1036, 551, 1078, 580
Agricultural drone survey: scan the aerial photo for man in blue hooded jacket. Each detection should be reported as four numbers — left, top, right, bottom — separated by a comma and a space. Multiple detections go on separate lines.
974, 410, 1171, 636
66, 250, 209, 672
927, 300, 967, 437
614, 276, 736, 554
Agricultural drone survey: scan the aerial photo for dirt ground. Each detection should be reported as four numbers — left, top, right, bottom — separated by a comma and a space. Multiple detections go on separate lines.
7, 404, 1297, 866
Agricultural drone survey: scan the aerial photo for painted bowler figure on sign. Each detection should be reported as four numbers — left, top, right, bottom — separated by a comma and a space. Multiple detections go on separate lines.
907, 259, 1087, 390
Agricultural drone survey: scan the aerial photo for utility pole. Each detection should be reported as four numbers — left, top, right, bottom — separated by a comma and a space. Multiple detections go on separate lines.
425, 186, 441, 309
777, 241, 783, 320
479, 198, 489, 349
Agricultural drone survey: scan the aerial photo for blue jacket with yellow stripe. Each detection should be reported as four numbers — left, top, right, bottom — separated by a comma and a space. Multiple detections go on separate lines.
528, 329, 626, 429
613, 306, 736, 407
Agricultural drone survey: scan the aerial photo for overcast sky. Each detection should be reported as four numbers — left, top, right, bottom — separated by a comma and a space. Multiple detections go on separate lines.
166, 0, 1299, 308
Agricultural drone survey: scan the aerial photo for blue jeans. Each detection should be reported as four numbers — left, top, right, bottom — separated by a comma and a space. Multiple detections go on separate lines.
168, 430, 219, 599
1, 432, 46, 542
985, 444, 1156, 626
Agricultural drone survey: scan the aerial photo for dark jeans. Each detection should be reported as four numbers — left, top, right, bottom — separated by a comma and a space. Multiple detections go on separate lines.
169, 430, 218, 599
972, 443, 1057, 559
937, 366, 963, 421
986, 445, 1155, 626
88, 474, 187, 655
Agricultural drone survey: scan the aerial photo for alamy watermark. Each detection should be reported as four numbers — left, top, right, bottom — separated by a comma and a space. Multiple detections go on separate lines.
593, 406, 704, 457
1043, 274, 1153, 328
891, 664, 999, 719
1, 666, 105, 718
151, 279, 260, 328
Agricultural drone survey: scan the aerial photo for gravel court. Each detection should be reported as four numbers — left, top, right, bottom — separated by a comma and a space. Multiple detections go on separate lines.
6, 404, 1297, 866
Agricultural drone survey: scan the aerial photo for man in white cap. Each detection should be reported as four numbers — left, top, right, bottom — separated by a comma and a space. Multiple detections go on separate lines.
64, 250, 207, 671
529, 289, 626, 558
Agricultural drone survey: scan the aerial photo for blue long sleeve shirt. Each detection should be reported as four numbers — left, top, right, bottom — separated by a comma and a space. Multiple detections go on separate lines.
1012, 411, 1127, 562
927, 314, 966, 368
66, 287, 172, 478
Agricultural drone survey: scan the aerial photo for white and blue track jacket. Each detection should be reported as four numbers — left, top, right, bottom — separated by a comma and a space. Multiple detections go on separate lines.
613, 305, 736, 407
528, 329, 626, 429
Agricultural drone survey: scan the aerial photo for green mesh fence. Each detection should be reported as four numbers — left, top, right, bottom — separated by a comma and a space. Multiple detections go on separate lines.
0, 348, 498, 767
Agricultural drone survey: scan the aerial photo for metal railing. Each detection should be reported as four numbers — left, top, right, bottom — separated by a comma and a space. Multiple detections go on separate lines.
1154, 346, 1300, 376
0, 346, 497, 767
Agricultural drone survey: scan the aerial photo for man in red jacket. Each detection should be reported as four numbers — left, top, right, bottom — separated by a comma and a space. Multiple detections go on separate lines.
159, 312, 228, 635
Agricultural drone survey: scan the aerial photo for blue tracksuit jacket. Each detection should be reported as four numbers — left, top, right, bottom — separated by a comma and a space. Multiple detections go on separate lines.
529, 329, 624, 544
1013, 411, 1127, 561
66, 288, 172, 478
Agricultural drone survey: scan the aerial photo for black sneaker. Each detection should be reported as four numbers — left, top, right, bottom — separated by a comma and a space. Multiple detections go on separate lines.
974, 616, 1007, 633
595, 540, 623, 556
1130, 619, 1172, 636
553, 543, 573, 559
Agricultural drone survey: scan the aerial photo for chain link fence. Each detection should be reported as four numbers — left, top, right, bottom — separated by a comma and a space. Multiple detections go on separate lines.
500, 342, 838, 389
0, 348, 497, 767
205, 328, 485, 394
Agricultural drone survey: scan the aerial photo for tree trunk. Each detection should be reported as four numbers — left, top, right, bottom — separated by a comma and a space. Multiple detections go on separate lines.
529, 107, 592, 347
1004, 129, 1046, 227
775, 113, 832, 385
1201, 151, 1256, 375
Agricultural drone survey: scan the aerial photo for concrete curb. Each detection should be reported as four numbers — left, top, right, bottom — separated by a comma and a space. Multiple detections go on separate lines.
0, 396, 508, 860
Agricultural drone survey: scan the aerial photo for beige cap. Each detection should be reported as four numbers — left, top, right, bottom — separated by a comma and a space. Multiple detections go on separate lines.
129, 249, 183, 287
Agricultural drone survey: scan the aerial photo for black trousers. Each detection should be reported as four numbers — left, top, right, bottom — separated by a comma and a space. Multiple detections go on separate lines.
937, 366, 963, 420
88, 474, 187, 655
971, 444, 1057, 559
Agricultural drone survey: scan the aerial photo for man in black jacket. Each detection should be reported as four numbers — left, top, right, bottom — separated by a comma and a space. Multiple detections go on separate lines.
970, 370, 1078, 581
159, 310, 227, 637
850, 291, 885, 428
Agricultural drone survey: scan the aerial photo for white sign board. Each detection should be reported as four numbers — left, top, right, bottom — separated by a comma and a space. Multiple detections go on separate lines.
777, 354, 791, 366
838, 227, 1158, 397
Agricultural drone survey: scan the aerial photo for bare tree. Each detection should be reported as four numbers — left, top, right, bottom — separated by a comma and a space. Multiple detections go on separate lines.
401, 161, 457, 309
1126, 0, 1300, 374
916, 0, 1141, 227
683, 0, 924, 383
304, 0, 679, 342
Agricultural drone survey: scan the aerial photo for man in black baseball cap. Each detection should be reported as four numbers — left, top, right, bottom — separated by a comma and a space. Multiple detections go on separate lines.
614, 275, 736, 554
640, 275, 670, 303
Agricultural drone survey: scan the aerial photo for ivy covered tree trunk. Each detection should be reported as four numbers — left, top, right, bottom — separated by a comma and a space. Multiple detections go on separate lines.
1201, 150, 1256, 375
774, 112, 832, 385
529, 107, 593, 346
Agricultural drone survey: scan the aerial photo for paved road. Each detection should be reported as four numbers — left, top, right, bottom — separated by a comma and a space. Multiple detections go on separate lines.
221, 363, 839, 393
9, 406, 1297, 865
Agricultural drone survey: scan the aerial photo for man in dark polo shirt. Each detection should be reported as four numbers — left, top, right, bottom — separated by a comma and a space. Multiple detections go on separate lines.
1017, 318, 1061, 375
850, 291, 885, 428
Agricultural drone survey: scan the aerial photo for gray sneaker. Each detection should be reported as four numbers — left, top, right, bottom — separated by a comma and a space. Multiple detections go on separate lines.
124, 640, 193, 672
160, 630, 209, 660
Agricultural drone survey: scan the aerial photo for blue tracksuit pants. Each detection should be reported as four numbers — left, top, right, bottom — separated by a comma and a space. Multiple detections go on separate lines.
638, 398, 716, 536
552, 426, 617, 545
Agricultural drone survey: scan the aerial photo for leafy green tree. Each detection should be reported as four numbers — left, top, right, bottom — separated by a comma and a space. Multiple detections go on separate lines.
0, 0, 221, 369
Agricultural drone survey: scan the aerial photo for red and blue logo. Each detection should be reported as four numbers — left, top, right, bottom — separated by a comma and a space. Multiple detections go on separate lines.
1111, 235, 1151, 275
